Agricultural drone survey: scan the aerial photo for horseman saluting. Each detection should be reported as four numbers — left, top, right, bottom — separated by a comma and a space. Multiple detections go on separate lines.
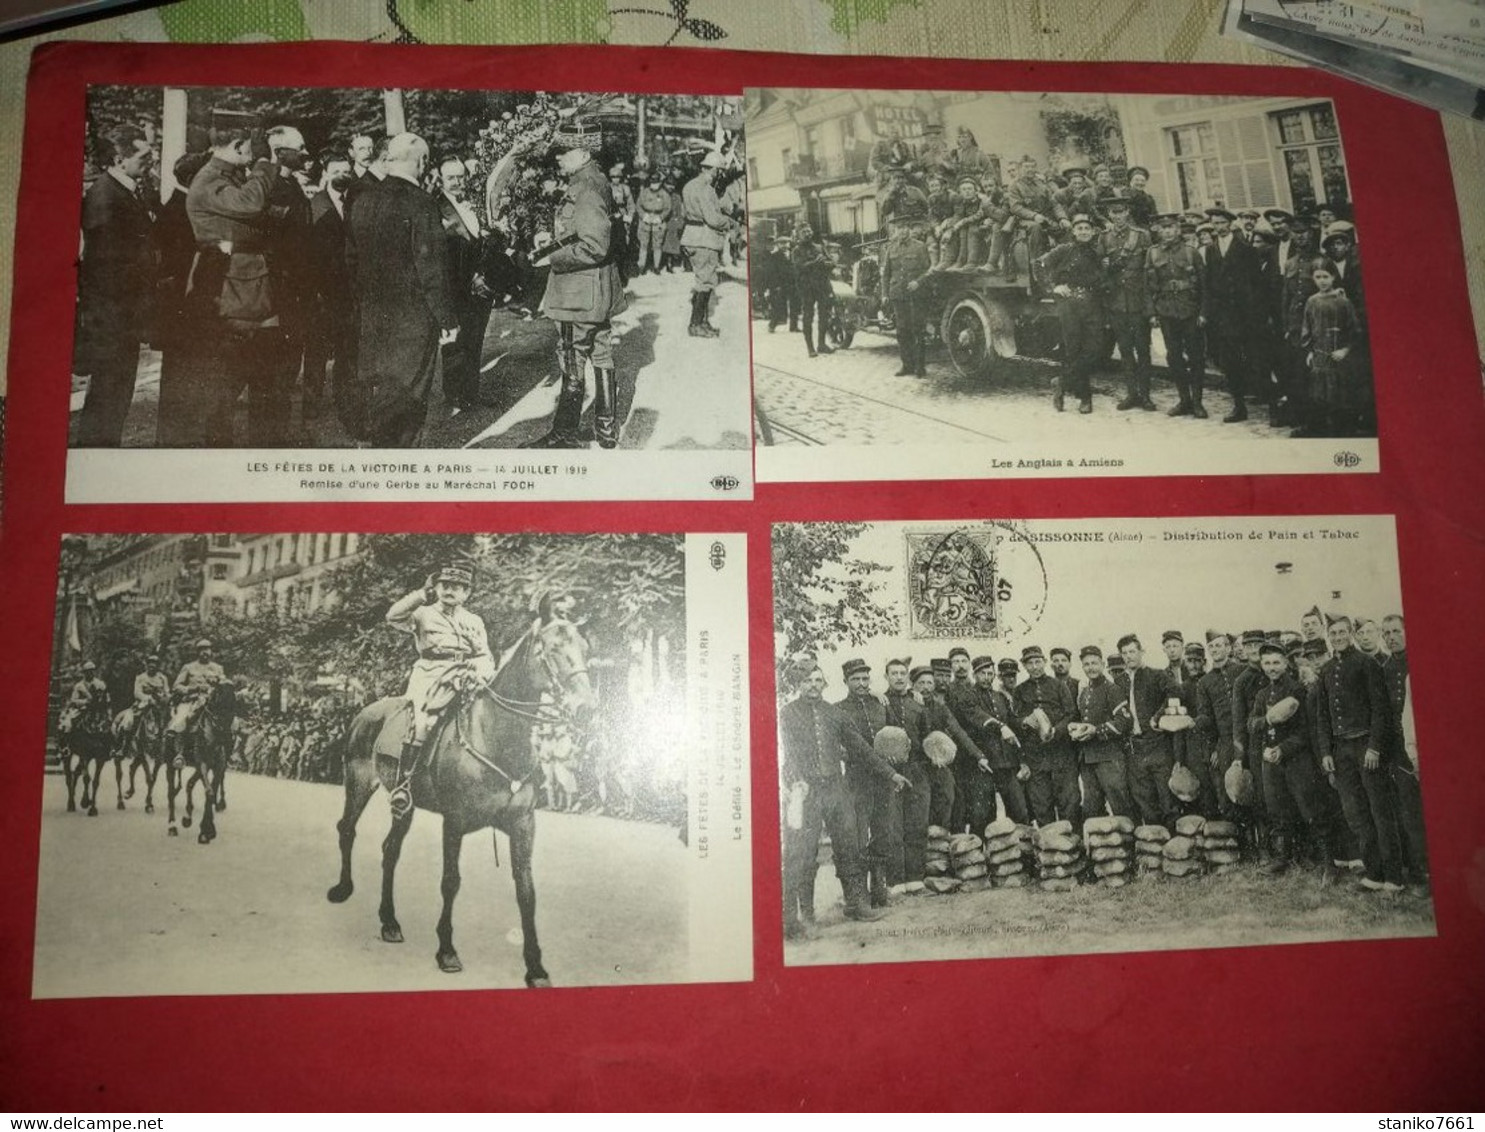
385, 560, 496, 818
170, 638, 227, 761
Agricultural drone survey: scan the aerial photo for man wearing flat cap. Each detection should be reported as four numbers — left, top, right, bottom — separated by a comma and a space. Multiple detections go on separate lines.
529, 117, 627, 450
1201, 206, 1263, 423
384, 560, 496, 818
1011, 645, 1080, 828
833, 658, 911, 907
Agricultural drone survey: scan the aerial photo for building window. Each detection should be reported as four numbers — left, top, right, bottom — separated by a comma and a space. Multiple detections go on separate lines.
210, 564, 228, 581
1269, 103, 1349, 215
1166, 122, 1222, 212
1165, 112, 1281, 213
747, 157, 759, 190
211, 535, 233, 548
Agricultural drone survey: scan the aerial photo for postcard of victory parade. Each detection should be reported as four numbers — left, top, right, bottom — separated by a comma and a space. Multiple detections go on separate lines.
35, 531, 751, 997
63, 80, 753, 503
771, 516, 1433, 967
747, 87, 1381, 483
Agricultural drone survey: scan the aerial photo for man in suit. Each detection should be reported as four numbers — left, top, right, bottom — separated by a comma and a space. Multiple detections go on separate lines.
435, 156, 495, 412
346, 132, 459, 448
303, 152, 355, 435
75, 124, 156, 447
527, 118, 627, 450
1201, 206, 1262, 423
1114, 634, 1180, 827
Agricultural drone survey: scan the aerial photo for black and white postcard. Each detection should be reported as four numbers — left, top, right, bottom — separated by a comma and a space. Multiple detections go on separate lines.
66, 84, 753, 502
36, 531, 750, 995
747, 88, 1379, 482
771, 516, 1431, 965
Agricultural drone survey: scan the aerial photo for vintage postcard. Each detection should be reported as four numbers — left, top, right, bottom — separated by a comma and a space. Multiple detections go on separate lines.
65, 82, 752, 502
36, 531, 750, 996
747, 87, 1381, 481
771, 516, 1431, 966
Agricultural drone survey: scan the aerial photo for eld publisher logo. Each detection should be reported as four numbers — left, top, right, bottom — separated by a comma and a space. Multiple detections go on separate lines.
709, 541, 727, 571
1333, 450, 1362, 468
710, 474, 740, 492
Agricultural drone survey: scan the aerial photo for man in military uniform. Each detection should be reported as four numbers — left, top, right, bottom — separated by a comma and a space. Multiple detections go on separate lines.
833, 659, 911, 906
1252, 641, 1340, 877
1048, 647, 1078, 695
879, 164, 928, 231
530, 118, 627, 449
1126, 166, 1158, 229
634, 171, 672, 276
1011, 645, 1079, 829
1160, 630, 1188, 686
61, 661, 110, 736
1099, 195, 1154, 411
384, 561, 496, 819
792, 224, 835, 358
1113, 634, 1180, 828
1040, 213, 1104, 413
1380, 615, 1427, 885
883, 657, 932, 885
879, 219, 932, 378
1315, 615, 1404, 890
1190, 631, 1243, 818
1007, 158, 1066, 269
781, 667, 894, 938
967, 655, 1029, 826
942, 647, 998, 833
1230, 628, 1272, 832
116, 652, 169, 742
912, 664, 983, 830
682, 151, 733, 339
607, 163, 635, 286
1071, 646, 1134, 821
1147, 213, 1207, 418
1052, 167, 1094, 228
170, 639, 228, 757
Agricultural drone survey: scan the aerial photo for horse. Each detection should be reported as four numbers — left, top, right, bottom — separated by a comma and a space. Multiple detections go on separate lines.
162, 683, 235, 843
115, 702, 167, 814
326, 615, 593, 986
59, 703, 114, 816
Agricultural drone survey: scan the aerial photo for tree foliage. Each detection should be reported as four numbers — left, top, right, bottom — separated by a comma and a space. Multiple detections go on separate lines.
771, 522, 899, 671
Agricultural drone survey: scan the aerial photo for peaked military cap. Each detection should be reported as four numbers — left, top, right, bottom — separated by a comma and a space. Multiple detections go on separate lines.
972, 655, 996, 674
1049, 647, 1072, 660
1079, 645, 1103, 660
1184, 642, 1206, 659
1127, 165, 1150, 180
1162, 630, 1184, 644
436, 561, 475, 587
1020, 645, 1044, 662
841, 658, 871, 679
930, 657, 952, 674
909, 665, 934, 683
551, 116, 602, 152
948, 646, 971, 662
997, 658, 1020, 673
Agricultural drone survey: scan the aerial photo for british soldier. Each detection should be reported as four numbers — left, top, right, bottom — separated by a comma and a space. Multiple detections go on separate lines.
879, 218, 933, 378
1040, 212, 1104, 414
1099, 194, 1155, 411
383, 561, 496, 818
792, 224, 835, 358
1147, 212, 1207, 418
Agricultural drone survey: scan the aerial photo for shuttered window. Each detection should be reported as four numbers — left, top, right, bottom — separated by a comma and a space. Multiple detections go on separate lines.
1270, 103, 1350, 215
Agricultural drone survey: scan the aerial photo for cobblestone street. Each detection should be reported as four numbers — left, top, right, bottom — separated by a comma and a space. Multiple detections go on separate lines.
752, 315, 1280, 447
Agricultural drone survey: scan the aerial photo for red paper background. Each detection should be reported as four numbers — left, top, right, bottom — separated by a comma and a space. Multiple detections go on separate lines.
2, 42, 1483, 1112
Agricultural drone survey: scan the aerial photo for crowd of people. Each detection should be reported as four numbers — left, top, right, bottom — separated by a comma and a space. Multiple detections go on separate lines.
753, 124, 1372, 436
779, 608, 1425, 941
72, 102, 744, 451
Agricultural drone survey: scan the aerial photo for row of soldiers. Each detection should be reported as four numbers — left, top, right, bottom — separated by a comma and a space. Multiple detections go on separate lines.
780, 610, 1424, 940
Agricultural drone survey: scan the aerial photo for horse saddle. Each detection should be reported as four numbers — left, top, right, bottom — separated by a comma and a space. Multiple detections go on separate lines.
371, 702, 458, 772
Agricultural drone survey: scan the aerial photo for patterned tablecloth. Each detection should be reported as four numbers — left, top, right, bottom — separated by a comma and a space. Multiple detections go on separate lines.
0, 0, 1480, 394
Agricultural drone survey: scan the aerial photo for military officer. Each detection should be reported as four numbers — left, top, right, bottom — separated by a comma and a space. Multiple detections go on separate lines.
170, 638, 227, 737
681, 151, 733, 339
117, 652, 169, 740
1147, 213, 1207, 417
1071, 646, 1134, 820
62, 661, 110, 735
530, 117, 627, 450
1098, 195, 1155, 411
833, 659, 911, 906
1011, 645, 1080, 829
384, 561, 496, 818
1314, 615, 1404, 891
781, 667, 893, 938
1040, 213, 1104, 414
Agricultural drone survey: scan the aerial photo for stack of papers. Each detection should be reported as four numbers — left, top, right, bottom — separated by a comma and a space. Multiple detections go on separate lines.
1224, 0, 1485, 118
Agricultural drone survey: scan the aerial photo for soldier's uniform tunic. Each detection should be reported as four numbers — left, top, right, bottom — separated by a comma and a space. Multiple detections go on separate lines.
681, 170, 730, 297
1146, 240, 1207, 411
1383, 649, 1427, 881
542, 159, 627, 370
1252, 670, 1336, 851
1099, 224, 1153, 401
834, 691, 903, 895
879, 227, 933, 377
1011, 674, 1079, 828
885, 687, 933, 881
170, 658, 226, 733
1040, 239, 1105, 404
1075, 675, 1135, 819
1115, 665, 1180, 827
387, 598, 496, 742
1191, 659, 1244, 816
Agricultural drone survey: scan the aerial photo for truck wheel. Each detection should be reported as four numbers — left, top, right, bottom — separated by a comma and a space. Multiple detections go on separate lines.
940, 295, 1014, 380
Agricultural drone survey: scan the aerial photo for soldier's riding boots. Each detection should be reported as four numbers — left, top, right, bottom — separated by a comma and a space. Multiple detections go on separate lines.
688, 292, 718, 338
594, 366, 619, 449
388, 739, 421, 820
525, 327, 584, 448
1168, 377, 1194, 416
700, 291, 720, 337
1191, 374, 1209, 419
